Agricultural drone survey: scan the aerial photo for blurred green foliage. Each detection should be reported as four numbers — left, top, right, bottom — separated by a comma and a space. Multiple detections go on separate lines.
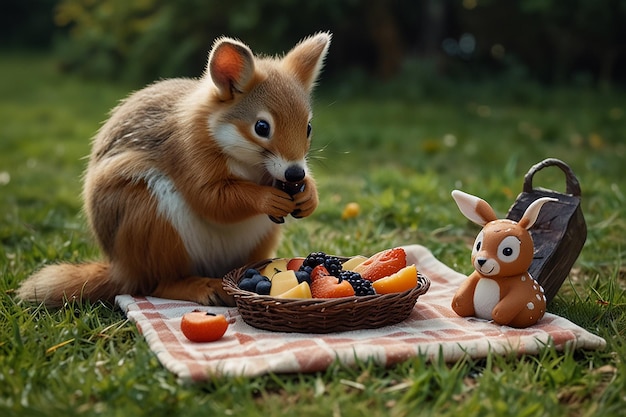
51, 0, 368, 83
3, 0, 626, 86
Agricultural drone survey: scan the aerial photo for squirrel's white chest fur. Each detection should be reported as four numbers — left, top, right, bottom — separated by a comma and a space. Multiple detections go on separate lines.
142, 169, 273, 277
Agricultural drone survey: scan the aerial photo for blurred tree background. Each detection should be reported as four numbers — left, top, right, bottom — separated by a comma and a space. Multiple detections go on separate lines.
2, 0, 625, 88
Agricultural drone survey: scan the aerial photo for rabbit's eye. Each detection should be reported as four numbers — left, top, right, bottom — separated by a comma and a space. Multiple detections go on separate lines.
497, 236, 521, 262
472, 232, 483, 256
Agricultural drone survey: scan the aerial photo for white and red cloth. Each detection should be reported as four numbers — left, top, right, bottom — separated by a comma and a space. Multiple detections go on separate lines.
116, 244, 606, 382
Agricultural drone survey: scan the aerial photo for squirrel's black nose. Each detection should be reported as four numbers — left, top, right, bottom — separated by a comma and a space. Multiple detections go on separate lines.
284, 165, 305, 182
477, 258, 487, 266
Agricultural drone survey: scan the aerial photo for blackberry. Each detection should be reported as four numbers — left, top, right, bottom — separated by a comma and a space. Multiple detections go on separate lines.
301, 252, 328, 269
300, 252, 343, 277
323, 256, 343, 277
340, 270, 376, 296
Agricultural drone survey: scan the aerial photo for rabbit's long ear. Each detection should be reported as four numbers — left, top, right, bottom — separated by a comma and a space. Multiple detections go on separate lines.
518, 197, 558, 229
451, 190, 498, 226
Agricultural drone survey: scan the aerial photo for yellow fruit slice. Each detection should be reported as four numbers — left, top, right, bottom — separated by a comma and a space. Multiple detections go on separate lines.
269, 270, 299, 296
372, 264, 418, 294
341, 255, 368, 271
260, 258, 289, 278
275, 282, 312, 299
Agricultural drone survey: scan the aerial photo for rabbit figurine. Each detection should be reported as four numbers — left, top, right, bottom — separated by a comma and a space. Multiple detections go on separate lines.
451, 190, 558, 328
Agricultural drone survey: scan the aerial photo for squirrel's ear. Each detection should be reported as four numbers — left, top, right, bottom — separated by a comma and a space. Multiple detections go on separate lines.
207, 37, 255, 100
282, 32, 331, 92
518, 197, 558, 229
451, 190, 498, 226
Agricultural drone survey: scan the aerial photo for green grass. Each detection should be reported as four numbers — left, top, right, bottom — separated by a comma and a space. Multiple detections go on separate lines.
1, 52, 625, 416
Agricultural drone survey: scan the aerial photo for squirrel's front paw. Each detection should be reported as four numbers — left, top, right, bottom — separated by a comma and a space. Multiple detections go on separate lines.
263, 186, 297, 219
291, 179, 318, 218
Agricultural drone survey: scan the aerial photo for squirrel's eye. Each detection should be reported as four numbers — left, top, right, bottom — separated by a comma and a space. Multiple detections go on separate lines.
307, 122, 312, 138
254, 120, 271, 138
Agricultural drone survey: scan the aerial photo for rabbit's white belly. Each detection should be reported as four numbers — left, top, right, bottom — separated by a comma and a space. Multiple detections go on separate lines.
473, 278, 500, 320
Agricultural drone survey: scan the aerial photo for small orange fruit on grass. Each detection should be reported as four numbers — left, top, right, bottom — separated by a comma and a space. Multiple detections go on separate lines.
341, 202, 361, 219
310, 275, 355, 298
353, 247, 407, 281
180, 310, 229, 343
372, 264, 418, 294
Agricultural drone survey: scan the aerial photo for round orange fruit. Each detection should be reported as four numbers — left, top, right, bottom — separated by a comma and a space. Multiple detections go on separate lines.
180, 310, 229, 343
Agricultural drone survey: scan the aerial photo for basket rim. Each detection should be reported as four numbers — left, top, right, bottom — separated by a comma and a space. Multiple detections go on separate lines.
222, 257, 431, 307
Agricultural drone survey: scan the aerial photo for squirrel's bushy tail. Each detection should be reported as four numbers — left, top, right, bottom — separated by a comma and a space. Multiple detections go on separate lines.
17, 262, 122, 307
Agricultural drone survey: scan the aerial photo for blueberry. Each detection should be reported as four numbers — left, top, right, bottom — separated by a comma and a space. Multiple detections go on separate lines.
295, 270, 311, 285
244, 268, 260, 278
255, 280, 272, 295
300, 265, 313, 275
250, 274, 266, 285
238, 277, 256, 292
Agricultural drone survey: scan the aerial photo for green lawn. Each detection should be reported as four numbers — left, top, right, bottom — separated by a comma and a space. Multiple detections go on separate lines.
1, 52, 625, 416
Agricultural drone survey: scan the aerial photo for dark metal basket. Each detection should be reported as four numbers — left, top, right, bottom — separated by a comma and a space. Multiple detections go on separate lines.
506, 158, 587, 303
223, 258, 430, 333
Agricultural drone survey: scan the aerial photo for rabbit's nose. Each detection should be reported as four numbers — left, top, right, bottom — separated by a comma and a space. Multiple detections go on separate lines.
477, 258, 487, 266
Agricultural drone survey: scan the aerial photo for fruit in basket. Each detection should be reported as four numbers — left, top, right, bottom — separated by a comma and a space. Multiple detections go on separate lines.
372, 264, 418, 294
310, 275, 355, 298
341, 255, 368, 271
340, 270, 376, 296
260, 258, 289, 278
180, 310, 229, 343
275, 281, 312, 299
255, 279, 272, 295
299, 252, 343, 277
269, 270, 299, 296
287, 257, 305, 271
294, 270, 311, 285
238, 270, 271, 294
236, 248, 419, 300
310, 265, 330, 283
353, 248, 407, 281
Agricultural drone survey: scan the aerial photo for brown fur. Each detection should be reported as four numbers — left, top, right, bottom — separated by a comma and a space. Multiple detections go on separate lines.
17, 33, 331, 307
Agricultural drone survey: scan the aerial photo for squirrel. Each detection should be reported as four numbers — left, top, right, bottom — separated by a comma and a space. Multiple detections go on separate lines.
450, 190, 557, 328
17, 32, 331, 307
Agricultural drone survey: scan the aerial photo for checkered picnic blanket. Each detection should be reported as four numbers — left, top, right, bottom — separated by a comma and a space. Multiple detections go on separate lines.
115, 244, 606, 382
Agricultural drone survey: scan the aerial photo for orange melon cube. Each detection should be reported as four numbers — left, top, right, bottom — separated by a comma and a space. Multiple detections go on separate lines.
372, 264, 418, 294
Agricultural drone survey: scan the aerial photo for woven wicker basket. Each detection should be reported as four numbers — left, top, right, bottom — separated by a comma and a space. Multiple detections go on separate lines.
223, 258, 430, 333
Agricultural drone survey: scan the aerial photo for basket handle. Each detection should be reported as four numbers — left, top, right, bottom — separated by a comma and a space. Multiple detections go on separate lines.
523, 158, 582, 196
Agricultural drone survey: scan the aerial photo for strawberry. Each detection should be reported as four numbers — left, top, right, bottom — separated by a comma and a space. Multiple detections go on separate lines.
352, 248, 407, 282
310, 275, 355, 298
310, 265, 330, 283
